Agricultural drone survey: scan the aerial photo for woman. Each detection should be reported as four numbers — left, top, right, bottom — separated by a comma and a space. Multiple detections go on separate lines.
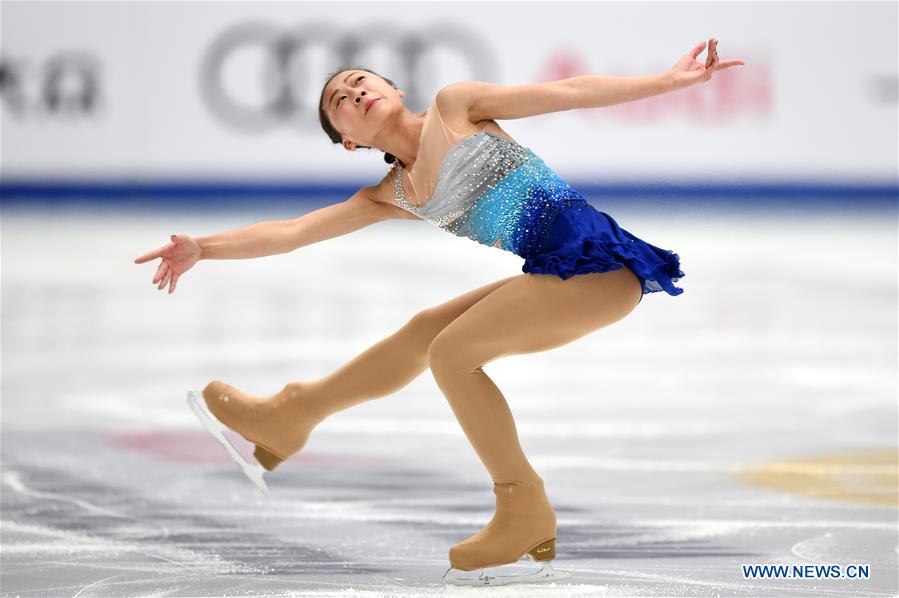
135, 38, 743, 585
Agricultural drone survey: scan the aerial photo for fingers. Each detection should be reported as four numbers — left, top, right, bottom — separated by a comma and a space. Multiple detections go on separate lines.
136, 238, 184, 294
705, 38, 718, 69
153, 260, 166, 284
135, 236, 184, 264
158, 268, 171, 291
717, 60, 745, 70
134, 248, 162, 264
690, 40, 707, 59
152, 261, 179, 294
135, 242, 175, 264
156, 262, 169, 289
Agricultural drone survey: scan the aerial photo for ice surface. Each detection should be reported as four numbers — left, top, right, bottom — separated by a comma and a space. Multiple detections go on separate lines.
2, 203, 896, 597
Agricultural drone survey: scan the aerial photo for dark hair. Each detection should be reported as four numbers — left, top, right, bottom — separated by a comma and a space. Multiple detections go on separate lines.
318, 65, 401, 166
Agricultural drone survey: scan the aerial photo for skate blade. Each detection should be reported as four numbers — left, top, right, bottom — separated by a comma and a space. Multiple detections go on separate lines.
186, 390, 270, 494
442, 560, 571, 586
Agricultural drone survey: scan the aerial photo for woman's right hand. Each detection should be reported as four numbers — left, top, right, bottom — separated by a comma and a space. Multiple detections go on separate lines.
668, 38, 744, 89
134, 234, 202, 294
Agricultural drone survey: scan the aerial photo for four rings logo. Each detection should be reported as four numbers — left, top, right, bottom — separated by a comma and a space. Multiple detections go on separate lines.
199, 21, 496, 133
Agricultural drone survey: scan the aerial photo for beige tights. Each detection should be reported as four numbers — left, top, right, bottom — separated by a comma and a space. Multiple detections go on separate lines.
297, 274, 520, 422
304, 266, 643, 484
206, 266, 643, 570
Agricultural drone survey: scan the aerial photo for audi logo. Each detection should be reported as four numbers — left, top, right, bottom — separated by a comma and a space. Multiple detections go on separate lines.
198, 21, 497, 133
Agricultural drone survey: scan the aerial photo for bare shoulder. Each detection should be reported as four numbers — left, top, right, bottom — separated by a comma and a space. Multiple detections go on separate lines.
435, 82, 516, 142
364, 168, 424, 221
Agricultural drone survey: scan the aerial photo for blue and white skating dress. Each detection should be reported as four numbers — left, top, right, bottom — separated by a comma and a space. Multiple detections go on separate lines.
389, 99, 685, 299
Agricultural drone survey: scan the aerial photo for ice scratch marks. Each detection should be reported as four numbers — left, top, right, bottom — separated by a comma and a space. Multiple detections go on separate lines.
3, 469, 127, 518
791, 532, 839, 563
72, 573, 127, 598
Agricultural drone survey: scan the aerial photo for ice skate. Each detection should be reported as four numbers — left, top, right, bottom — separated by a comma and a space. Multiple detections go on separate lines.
442, 479, 571, 586
186, 381, 322, 492
187, 390, 271, 493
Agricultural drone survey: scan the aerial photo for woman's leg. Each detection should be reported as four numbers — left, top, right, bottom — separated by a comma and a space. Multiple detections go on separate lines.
428, 266, 642, 484
202, 274, 521, 461
427, 266, 643, 571
298, 273, 521, 421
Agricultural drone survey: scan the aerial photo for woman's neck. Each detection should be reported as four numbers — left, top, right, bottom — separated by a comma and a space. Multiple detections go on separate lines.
383, 109, 426, 170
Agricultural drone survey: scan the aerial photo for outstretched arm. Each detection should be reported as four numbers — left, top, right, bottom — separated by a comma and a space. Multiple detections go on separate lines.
133, 186, 398, 293
193, 187, 393, 260
443, 37, 744, 122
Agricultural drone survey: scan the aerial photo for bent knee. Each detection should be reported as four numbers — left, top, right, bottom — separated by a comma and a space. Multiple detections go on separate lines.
427, 332, 483, 375
426, 333, 450, 365
428, 334, 472, 373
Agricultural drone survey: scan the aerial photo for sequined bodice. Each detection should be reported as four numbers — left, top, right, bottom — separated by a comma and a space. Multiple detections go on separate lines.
391, 126, 589, 258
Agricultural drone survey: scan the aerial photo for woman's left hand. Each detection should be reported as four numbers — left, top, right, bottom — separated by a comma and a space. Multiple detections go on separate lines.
669, 38, 745, 88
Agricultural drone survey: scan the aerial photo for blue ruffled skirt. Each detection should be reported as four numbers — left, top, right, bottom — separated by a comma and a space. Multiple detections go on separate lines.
521, 203, 685, 298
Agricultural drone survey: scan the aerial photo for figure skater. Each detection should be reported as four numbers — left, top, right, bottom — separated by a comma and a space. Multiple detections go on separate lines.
135, 38, 743, 586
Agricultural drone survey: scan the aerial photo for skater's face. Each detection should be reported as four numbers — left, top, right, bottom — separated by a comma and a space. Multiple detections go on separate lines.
321, 69, 405, 149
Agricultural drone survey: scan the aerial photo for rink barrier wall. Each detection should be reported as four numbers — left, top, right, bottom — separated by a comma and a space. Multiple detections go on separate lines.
1, 178, 896, 208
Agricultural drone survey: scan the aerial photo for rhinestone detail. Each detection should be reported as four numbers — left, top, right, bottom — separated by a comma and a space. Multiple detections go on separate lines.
393, 130, 588, 257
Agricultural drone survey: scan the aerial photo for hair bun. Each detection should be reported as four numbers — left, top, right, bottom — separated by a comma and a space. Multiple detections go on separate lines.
384, 152, 396, 164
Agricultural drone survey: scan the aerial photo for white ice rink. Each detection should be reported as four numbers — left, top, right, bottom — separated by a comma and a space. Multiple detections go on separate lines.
1, 202, 896, 597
